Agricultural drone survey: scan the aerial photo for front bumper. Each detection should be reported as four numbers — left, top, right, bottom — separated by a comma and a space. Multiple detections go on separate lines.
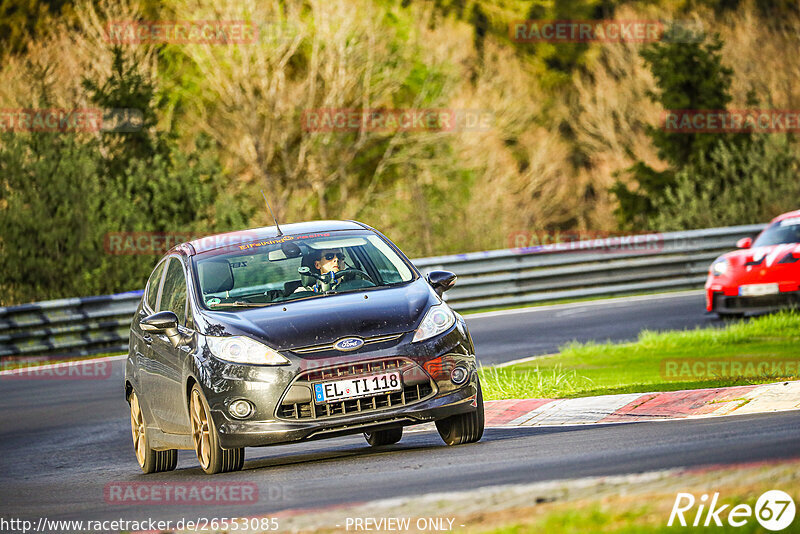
708, 289, 800, 314
196, 322, 478, 449
213, 379, 478, 448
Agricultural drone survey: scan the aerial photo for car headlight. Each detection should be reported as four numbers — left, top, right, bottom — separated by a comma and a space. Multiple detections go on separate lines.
206, 336, 289, 365
413, 303, 456, 343
711, 258, 729, 276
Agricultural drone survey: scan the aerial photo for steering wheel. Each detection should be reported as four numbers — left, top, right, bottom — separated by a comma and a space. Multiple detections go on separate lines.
334, 267, 373, 283
297, 266, 373, 290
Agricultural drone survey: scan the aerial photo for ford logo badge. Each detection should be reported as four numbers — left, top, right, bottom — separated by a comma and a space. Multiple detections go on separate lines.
334, 337, 364, 352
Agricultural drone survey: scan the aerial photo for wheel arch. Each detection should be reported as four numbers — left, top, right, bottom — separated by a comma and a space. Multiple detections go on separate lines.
186, 375, 198, 409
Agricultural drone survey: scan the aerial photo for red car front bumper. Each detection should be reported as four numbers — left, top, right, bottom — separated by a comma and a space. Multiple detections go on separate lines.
706, 283, 800, 314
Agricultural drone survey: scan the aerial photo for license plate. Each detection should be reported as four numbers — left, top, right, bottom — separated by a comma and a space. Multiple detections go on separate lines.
313, 372, 402, 403
739, 283, 779, 297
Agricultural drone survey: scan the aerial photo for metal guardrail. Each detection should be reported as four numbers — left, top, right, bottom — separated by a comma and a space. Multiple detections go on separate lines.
0, 224, 765, 360
418, 224, 766, 311
0, 292, 144, 360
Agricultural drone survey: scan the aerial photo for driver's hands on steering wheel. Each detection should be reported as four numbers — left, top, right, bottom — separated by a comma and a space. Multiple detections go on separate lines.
332, 266, 373, 283
297, 265, 373, 292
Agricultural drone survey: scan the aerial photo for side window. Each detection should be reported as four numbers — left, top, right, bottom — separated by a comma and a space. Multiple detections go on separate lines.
159, 258, 187, 325
145, 261, 166, 311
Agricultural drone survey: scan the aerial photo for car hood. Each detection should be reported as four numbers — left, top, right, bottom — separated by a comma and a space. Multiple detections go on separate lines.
715, 243, 800, 286
722, 243, 800, 268
198, 279, 437, 351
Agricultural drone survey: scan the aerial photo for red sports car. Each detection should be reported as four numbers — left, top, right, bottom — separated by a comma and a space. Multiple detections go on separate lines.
706, 210, 800, 318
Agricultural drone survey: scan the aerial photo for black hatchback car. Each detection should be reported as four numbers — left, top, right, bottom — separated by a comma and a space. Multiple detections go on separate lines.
125, 220, 483, 474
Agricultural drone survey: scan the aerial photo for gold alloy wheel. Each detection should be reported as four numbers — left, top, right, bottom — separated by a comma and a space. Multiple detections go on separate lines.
190, 389, 212, 470
130, 392, 147, 468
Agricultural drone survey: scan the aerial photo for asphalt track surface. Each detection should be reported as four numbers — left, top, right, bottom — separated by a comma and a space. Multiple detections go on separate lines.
2, 291, 797, 525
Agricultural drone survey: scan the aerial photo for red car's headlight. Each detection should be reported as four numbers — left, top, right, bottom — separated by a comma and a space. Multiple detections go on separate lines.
711, 258, 729, 276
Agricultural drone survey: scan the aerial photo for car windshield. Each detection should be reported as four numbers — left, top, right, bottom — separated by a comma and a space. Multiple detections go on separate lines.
193, 231, 415, 310
752, 218, 800, 247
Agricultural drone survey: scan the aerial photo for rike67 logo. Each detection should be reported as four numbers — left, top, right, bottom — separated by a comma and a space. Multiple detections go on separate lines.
669, 490, 796, 531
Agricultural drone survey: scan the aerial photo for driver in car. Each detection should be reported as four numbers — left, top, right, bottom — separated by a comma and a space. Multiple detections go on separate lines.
316, 249, 344, 278
295, 248, 345, 293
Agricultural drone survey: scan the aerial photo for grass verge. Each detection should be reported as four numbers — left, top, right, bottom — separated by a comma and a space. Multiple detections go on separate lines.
282, 459, 800, 533
479, 310, 800, 400
465, 461, 800, 534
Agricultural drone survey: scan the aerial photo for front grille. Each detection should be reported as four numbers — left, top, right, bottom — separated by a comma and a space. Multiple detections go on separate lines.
723, 293, 800, 309
303, 357, 403, 381
277, 357, 435, 421
290, 333, 404, 354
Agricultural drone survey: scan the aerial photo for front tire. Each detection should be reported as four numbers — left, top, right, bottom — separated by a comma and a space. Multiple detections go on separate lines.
189, 385, 244, 474
435, 379, 484, 446
364, 427, 403, 447
129, 390, 177, 473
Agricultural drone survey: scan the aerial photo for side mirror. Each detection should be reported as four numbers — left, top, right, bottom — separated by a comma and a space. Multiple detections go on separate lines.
736, 237, 752, 249
140, 311, 183, 347
141, 311, 178, 332
426, 270, 457, 297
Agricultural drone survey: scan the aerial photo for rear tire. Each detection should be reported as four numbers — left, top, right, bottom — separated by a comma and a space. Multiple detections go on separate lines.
129, 390, 178, 473
364, 427, 403, 447
435, 379, 484, 446
190, 385, 244, 474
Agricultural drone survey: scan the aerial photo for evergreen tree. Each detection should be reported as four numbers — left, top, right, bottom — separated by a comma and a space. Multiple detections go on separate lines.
0, 48, 233, 303
611, 32, 738, 229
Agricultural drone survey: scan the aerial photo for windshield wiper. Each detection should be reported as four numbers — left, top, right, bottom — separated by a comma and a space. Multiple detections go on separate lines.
207, 301, 270, 308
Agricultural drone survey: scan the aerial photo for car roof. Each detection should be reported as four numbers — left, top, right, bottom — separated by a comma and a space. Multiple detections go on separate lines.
176, 220, 371, 256
771, 210, 800, 223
